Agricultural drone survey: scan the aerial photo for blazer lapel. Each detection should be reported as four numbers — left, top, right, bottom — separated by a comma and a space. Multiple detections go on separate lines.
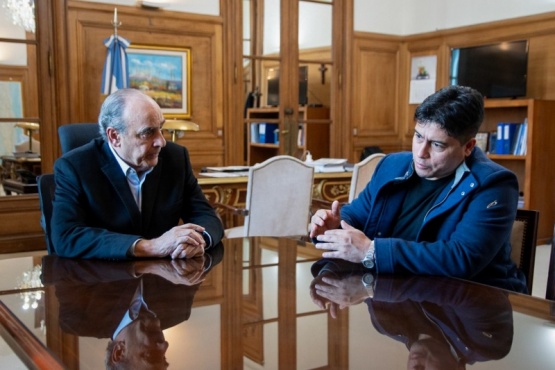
141, 158, 163, 231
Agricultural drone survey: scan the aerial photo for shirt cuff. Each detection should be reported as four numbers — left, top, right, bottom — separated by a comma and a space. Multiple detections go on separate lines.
127, 238, 142, 257
202, 231, 213, 249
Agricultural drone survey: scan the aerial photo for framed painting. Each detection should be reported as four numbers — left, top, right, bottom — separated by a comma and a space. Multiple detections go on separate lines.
127, 44, 191, 119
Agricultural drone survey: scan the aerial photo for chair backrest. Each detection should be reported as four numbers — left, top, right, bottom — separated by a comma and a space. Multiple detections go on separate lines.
243, 155, 314, 237
510, 209, 539, 293
348, 153, 385, 202
546, 224, 555, 300
37, 174, 56, 254
58, 123, 101, 154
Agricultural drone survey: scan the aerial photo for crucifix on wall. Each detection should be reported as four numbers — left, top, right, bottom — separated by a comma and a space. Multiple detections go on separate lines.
319, 63, 328, 84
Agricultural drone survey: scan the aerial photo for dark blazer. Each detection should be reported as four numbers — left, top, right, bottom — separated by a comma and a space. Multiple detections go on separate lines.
51, 138, 224, 259
41, 244, 223, 338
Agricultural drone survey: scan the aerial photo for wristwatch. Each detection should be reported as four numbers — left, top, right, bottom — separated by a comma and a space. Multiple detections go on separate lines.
361, 240, 375, 269
362, 272, 374, 286
361, 273, 375, 298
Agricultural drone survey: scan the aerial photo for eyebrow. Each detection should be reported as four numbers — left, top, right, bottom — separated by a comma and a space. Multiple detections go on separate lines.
137, 126, 160, 136
414, 128, 448, 145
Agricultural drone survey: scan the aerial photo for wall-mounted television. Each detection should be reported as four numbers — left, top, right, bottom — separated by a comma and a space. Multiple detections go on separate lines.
450, 40, 528, 99
267, 66, 308, 106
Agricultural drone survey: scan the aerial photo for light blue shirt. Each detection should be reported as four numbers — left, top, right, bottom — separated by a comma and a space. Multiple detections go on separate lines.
112, 280, 155, 340
108, 143, 153, 211
108, 142, 213, 250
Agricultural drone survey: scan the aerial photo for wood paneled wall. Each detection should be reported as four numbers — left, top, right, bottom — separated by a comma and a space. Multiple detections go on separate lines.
65, 2, 225, 173
349, 11, 555, 159
351, 35, 404, 159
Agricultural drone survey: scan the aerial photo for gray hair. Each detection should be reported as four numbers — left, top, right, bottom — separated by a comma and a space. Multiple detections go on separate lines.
98, 89, 149, 140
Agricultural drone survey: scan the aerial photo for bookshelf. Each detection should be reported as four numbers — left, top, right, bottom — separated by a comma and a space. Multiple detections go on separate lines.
246, 106, 330, 165
482, 99, 555, 243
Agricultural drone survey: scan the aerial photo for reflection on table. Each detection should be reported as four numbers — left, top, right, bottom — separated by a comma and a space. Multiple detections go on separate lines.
0, 237, 554, 369
311, 259, 514, 367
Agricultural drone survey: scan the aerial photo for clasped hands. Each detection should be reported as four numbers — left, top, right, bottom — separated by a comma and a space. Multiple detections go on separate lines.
134, 256, 207, 286
134, 223, 207, 259
309, 200, 372, 263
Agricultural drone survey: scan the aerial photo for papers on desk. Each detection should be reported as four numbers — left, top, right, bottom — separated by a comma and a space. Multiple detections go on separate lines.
200, 166, 250, 177
13, 152, 40, 158
204, 166, 250, 172
200, 171, 249, 178
305, 158, 352, 173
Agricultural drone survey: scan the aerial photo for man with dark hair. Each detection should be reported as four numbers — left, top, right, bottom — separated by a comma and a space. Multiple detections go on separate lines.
51, 88, 224, 259
310, 85, 526, 292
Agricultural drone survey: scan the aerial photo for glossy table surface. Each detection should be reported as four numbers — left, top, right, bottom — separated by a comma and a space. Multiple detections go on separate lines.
0, 237, 554, 369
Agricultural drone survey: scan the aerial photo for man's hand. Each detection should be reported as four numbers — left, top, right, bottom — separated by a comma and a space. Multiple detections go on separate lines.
309, 200, 341, 238
310, 272, 370, 318
135, 223, 206, 259
314, 220, 372, 263
135, 257, 207, 286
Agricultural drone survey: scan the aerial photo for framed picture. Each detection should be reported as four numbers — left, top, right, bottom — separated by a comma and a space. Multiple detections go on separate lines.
409, 55, 437, 104
127, 44, 191, 119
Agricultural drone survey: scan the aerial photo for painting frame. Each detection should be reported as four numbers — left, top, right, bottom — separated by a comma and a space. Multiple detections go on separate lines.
127, 44, 192, 119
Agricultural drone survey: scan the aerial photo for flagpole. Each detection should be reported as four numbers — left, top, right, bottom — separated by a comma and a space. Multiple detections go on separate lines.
112, 8, 120, 38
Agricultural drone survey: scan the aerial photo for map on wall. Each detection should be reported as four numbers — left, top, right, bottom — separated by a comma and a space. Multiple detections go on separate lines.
409, 55, 437, 104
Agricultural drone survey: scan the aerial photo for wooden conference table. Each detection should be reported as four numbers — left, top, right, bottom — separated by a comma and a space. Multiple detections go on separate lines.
0, 236, 554, 369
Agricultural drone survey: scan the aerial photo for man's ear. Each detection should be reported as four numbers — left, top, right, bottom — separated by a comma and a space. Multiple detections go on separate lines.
106, 127, 120, 147
111, 340, 126, 363
464, 138, 476, 156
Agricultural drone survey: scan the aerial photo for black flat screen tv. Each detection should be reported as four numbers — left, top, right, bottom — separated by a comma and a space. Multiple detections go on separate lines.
267, 66, 308, 106
450, 40, 528, 99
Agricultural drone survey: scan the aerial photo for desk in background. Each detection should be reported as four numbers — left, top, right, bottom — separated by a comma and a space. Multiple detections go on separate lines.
199, 171, 352, 227
0, 155, 41, 195
199, 171, 352, 208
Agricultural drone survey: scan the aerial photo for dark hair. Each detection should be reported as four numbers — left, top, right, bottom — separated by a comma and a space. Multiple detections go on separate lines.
414, 85, 484, 144
98, 89, 149, 141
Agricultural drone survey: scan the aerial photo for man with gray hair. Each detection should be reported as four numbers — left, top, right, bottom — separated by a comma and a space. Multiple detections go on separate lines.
51, 88, 223, 259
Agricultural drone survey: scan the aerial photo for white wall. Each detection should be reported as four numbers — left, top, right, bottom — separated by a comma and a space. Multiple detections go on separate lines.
77, 0, 219, 16
355, 0, 555, 35
75, 1, 555, 46
12, 1, 555, 37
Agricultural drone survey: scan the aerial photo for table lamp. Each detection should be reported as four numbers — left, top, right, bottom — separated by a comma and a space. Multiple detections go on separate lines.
15, 122, 40, 156
162, 119, 199, 142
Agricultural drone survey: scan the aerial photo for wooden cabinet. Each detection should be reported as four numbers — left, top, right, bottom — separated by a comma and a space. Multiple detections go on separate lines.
482, 99, 555, 243
246, 107, 330, 165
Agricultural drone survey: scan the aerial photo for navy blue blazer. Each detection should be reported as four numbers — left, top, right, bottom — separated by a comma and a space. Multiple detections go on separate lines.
51, 138, 224, 259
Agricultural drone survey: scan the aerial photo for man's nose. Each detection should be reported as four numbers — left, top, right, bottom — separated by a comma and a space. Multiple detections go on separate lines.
416, 142, 430, 158
154, 129, 166, 147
